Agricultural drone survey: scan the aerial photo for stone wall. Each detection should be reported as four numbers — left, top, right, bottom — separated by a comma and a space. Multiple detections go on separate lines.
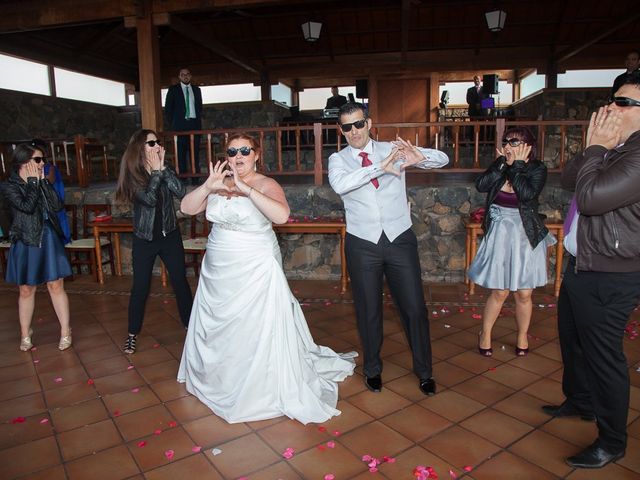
66, 183, 572, 283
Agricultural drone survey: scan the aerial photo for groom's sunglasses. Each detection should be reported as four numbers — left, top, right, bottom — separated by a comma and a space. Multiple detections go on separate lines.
611, 96, 640, 107
145, 140, 161, 147
339, 119, 367, 132
226, 146, 254, 157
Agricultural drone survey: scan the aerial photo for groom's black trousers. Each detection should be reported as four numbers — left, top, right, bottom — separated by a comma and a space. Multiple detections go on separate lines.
345, 229, 432, 379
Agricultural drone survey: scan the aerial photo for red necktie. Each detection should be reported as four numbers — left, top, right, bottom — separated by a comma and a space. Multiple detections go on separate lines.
359, 151, 379, 189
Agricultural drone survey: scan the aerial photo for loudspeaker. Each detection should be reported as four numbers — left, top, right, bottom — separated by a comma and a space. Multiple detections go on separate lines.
355, 79, 369, 99
482, 74, 499, 94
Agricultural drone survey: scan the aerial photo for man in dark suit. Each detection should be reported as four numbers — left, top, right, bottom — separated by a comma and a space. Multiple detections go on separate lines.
466, 75, 488, 118
325, 86, 348, 109
165, 68, 203, 178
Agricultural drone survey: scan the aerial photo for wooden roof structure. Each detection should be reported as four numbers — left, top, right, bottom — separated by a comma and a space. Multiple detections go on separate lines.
0, 0, 638, 90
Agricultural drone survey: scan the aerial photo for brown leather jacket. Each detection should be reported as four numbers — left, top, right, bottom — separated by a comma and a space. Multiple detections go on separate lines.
561, 130, 640, 272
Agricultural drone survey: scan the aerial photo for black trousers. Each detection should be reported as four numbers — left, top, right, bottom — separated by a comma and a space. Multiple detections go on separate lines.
558, 256, 640, 452
128, 229, 193, 334
345, 229, 432, 379
176, 118, 201, 175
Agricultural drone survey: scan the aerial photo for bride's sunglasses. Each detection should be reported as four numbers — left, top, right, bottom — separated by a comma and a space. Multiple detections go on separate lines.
226, 146, 254, 157
145, 140, 161, 147
30, 156, 46, 164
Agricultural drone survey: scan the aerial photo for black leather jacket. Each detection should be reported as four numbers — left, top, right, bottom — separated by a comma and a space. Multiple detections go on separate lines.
133, 166, 186, 241
561, 130, 640, 272
1, 173, 64, 247
476, 156, 548, 248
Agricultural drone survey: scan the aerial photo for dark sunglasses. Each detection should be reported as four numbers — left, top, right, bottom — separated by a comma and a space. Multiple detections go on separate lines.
502, 138, 524, 147
226, 146, 253, 157
145, 140, 161, 147
30, 156, 46, 164
611, 96, 640, 107
340, 119, 367, 132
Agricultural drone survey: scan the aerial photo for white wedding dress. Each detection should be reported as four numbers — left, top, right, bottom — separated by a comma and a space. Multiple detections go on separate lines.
177, 194, 356, 425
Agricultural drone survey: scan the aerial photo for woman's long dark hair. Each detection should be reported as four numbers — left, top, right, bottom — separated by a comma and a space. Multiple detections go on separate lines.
502, 126, 537, 162
115, 129, 155, 203
11, 144, 42, 173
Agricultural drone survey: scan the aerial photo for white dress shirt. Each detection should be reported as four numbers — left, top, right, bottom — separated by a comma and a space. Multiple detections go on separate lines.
328, 139, 449, 243
181, 83, 197, 119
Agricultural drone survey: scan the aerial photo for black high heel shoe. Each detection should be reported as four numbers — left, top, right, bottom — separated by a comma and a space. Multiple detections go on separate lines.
478, 332, 493, 357
515, 345, 529, 356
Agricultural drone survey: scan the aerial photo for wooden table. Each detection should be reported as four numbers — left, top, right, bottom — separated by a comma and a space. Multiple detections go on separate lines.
90, 218, 348, 293
273, 221, 348, 293
464, 220, 564, 297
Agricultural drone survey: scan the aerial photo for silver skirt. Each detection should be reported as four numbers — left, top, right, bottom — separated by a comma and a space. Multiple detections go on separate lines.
468, 204, 556, 291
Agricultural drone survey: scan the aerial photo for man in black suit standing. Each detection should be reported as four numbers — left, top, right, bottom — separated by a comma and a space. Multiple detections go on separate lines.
165, 68, 203, 179
611, 51, 639, 97
466, 75, 487, 118
325, 86, 348, 110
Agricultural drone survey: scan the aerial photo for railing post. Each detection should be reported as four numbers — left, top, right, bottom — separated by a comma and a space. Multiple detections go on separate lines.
313, 122, 323, 185
74, 134, 89, 188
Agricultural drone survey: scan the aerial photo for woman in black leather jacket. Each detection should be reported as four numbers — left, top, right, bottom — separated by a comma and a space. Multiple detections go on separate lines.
116, 129, 193, 353
468, 127, 555, 357
1, 143, 72, 352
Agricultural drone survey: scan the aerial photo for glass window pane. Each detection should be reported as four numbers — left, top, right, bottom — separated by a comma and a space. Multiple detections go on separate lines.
271, 83, 292, 106
520, 72, 546, 98
0, 53, 50, 95
54, 67, 126, 106
299, 86, 356, 110
557, 69, 619, 88
201, 84, 260, 104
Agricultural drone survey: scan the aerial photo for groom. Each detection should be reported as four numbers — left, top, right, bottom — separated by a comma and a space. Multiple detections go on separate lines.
328, 102, 449, 395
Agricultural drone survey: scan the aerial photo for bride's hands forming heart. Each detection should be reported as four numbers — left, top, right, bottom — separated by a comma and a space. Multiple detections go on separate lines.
205, 160, 232, 194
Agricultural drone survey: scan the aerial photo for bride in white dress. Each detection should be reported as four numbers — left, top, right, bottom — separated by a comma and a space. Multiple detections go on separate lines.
177, 133, 356, 425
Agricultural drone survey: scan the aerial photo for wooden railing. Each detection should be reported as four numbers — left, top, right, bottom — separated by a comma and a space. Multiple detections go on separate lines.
0, 135, 114, 186
162, 118, 589, 185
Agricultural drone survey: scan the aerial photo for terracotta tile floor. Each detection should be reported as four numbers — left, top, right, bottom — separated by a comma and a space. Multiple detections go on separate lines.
1, 275, 640, 479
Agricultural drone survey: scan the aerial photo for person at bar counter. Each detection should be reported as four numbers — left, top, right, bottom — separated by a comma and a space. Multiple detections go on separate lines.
328, 102, 449, 396
1, 143, 73, 352
116, 130, 193, 354
165, 68, 203, 182
542, 73, 640, 469
467, 127, 555, 358
325, 86, 348, 109
177, 132, 356, 425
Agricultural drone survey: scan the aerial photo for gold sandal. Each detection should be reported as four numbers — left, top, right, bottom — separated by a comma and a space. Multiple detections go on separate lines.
20, 328, 34, 352
58, 330, 72, 351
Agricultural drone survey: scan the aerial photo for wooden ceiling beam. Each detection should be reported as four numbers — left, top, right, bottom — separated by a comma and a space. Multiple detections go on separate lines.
167, 15, 261, 74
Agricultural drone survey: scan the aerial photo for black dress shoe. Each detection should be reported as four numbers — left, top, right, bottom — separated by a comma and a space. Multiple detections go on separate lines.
419, 378, 436, 396
364, 375, 382, 392
542, 402, 596, 421
566, 444, 624, 469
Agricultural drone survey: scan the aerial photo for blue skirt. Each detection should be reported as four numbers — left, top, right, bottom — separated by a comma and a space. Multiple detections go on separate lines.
468, 204, 556, 291
5, 221, 72, 285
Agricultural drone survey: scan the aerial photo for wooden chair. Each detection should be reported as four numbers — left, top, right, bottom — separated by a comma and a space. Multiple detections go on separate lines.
183, 213, 210, 276
65, 204, 115, 281
0, 238, 10, 275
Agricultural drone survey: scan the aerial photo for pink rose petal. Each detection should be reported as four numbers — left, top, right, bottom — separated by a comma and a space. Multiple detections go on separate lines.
317, 444, 327, 451
369, 467, 378, 472
449, 469, 457, 479
127, 365, 135, 370
471, 314, 481, 319
164, 449, 174, 460
137, 441, 147, 448
318, 426, 327, 432
87, 379, 94, 385
168, 421, 177, 428
154, 429, 162, 435
326, 441, 335, 448
324, 475, 335, 480
191, 445, 202, 453
11, 416, 26, 424
113, 410, 121, 416
463, 465, 472, 472
153, 343, 160, 348
131, 387, 140, 393
332, 430, 341, 436
53, 377, 63, 383
39, 418, 49, 424
33, 359, 40, 364
362, 454, 372, 462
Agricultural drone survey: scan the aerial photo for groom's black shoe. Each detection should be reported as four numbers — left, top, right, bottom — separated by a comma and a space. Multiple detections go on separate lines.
566, 444, 624, 469
542, 402, 596, 422
419, 378, 436, 396
364, 375, 382, 393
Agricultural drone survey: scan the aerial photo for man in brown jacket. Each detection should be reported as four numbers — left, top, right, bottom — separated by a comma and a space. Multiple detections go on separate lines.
544, 73, 640, 468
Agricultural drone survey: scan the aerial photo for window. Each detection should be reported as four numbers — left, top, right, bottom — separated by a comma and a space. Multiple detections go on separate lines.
54, 68, 126, 106
0, 53, 50, 95
299, 86, 357, 110
520, 72, 546, 99
557, 69, 620, 88
271, 83, 292, 106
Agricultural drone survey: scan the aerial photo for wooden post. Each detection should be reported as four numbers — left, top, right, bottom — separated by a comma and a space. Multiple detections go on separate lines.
135, 4, 163, 132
